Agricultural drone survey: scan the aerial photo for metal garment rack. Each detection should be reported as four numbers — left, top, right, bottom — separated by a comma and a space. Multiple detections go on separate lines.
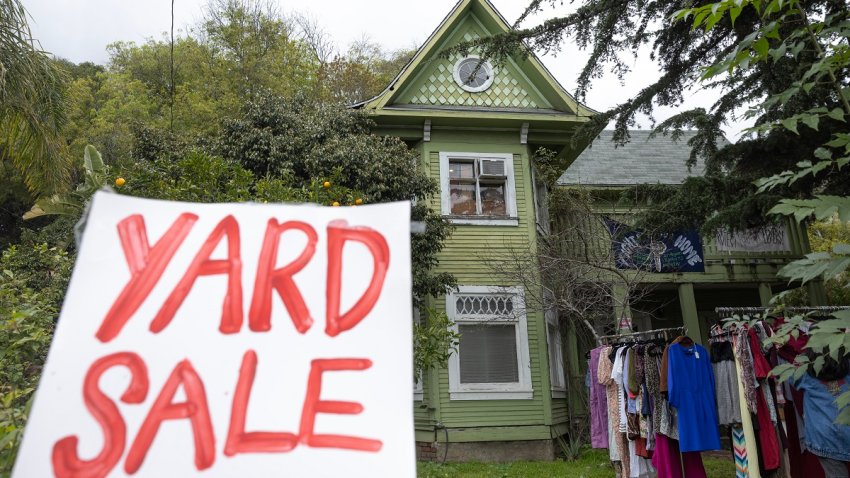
714, 306, 850, 316
596, 326, 687, 345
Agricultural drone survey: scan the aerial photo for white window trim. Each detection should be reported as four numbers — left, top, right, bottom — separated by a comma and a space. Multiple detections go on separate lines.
452, 55, 496, 93
447, 285, 533, 401
414, 375, 424, 401
544, 289, 566, 398
439, 152, 518, 226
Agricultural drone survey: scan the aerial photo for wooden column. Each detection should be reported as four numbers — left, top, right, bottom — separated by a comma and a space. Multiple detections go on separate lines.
758, 283, 773, 307
613, 282, 633, 332
807, 280, 829, 306
678, 283, 705, 345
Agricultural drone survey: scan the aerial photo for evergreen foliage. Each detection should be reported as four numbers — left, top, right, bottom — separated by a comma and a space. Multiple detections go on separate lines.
453, 0, 849, 231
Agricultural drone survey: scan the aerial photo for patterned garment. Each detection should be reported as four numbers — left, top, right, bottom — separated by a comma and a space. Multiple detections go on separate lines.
645, 353, 663, 433
763, 381, 777, 424
735, 330, 759, 414
732, 424, 750, 478
597, 346, 621, 462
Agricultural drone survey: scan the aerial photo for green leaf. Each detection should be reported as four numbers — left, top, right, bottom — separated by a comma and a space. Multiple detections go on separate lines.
83, 145, 105, 175
801, 114, 819, 131
833, 310, 850, 320
781, 117, 799, 134
753, 37, 769, 58
814, 147, 832, 160
770, 42, 788, 62
828, 108, 847, 122
810, 160, 831, 175
730, 5, 743, 24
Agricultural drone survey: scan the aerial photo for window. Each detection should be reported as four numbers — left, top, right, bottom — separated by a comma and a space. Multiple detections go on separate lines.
447, 286, 532, 400
439, 152, 518, 226
544, 290, 566, 398
453, 56, 495, 92
413, 307, 423, 401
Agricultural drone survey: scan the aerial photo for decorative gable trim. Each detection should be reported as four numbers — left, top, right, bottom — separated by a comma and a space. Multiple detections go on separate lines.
355, 0, 596, 118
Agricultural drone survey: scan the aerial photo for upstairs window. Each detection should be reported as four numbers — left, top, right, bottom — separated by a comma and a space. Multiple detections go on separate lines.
440, 152, 517, 226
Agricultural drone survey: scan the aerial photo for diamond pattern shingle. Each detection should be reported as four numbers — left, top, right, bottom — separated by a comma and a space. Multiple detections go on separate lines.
397, 24, 543, 109
557, 130, 728, 186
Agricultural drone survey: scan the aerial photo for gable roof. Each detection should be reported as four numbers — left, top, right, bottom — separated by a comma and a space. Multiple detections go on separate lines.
356, 0, 595, 118
557, 130, 729, 187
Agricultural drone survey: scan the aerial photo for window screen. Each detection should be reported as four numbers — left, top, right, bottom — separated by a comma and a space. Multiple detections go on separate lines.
458, 323, 519, 383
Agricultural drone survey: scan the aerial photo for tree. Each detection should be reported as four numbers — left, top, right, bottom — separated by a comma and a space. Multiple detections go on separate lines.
200, 0, 317, 101
448, 0, 848, 233
322, 39, 415, 105
648, 0, 850, 424
0, 0, 71, 195
216, 92, 455, 301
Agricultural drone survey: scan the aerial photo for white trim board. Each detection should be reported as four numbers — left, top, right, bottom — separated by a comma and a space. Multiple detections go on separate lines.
447, 285, 533, 401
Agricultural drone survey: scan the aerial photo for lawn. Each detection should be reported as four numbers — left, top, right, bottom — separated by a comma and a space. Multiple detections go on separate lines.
417, 448, 735, 477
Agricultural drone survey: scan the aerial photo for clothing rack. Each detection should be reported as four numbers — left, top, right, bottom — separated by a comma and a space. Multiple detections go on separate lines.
596, 326, 687, 345
714, 306, 850, 316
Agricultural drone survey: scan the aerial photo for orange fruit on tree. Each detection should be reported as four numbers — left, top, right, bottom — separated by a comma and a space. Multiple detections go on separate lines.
323, 181, 331, 188
115, 177, 126, 187
332, 201, 340, 207
355, 198, 363, 205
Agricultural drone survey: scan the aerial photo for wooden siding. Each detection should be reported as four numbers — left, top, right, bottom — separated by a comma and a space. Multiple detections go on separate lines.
414, 133, 557, 439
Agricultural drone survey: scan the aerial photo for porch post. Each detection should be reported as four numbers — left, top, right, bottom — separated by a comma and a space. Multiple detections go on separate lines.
613, 282, 633, 332
678, 283, 705, 345
807, 280, 829, 306
758, 283, 773, 307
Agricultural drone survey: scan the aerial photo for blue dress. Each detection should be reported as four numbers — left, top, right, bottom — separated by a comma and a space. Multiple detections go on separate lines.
667, 342, 721, 452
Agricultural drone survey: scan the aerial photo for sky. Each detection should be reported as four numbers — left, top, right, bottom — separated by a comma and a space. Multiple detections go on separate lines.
20, 0, 746, 140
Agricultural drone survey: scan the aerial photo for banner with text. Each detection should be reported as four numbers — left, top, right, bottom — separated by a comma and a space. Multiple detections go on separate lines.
605, 218, 705, 273
13, 192, 415, 478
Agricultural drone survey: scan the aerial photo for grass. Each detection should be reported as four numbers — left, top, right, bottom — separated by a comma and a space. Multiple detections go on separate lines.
417, 448, 735, 477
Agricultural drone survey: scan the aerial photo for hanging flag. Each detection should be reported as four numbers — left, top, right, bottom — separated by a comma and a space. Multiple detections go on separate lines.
604, 217, 705, 273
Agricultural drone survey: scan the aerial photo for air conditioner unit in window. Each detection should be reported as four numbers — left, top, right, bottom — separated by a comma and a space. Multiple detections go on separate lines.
479, 158, 507, 178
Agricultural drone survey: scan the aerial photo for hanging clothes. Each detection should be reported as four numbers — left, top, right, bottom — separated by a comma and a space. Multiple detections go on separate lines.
710, 340, 741, 425
651, 433, 682, 478
795, 373, 850, 462
611, 347, 631, 477
735, 329, 759, 414
597, 345, 622, 463
589, 346, 610, 449
666, 341, 721, 452
734, 347, 761, 478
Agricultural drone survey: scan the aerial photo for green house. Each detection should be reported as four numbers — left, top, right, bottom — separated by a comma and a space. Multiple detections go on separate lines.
357, 0, 594, 461
557, 130, 820, 345
357, 0, 813, 461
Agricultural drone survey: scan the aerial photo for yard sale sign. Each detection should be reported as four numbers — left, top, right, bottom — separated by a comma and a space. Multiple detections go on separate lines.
13, 192, 415, 477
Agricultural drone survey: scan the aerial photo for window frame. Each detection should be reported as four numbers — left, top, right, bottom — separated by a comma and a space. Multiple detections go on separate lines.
447, 285, 533, 400
452, 55, 495, 93
439, 152, 518, 226
413, 307, 424, 401
544, 289, 566, 398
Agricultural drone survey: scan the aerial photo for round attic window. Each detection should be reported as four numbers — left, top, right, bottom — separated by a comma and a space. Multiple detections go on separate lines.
453, 56, 494, 93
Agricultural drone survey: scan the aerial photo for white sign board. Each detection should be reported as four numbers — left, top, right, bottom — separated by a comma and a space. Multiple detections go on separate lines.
14, 192, 415, 477
714, 224, 791, 253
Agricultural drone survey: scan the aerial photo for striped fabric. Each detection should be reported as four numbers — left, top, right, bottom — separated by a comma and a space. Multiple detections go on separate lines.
732, 424, 749, 478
